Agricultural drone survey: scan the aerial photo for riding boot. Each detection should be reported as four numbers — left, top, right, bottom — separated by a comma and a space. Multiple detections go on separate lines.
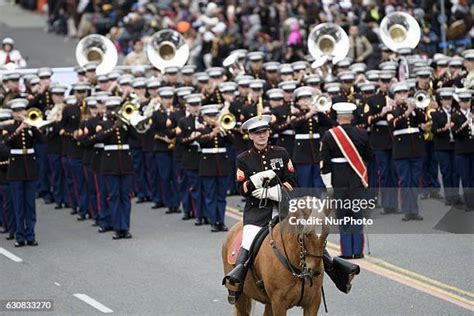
222, 247, 249, 303
323, 249, 360, 294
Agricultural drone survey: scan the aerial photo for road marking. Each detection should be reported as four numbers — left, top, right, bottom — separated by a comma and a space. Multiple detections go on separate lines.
0, 247, 23, 263
54, 282, 61, 287
225, 207, 474, 311
73, 294, 113, 313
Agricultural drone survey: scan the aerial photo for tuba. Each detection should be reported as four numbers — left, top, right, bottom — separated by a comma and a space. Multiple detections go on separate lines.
223, 49, 247, 78
307, 23, 349, 68
75, 34, 118, 75
380, 12, 421, 53
414, 90, 430, 109
146, 29, 190, 72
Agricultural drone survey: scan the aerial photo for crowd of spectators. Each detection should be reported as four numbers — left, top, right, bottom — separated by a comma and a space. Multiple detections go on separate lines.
16, 0, 474, 71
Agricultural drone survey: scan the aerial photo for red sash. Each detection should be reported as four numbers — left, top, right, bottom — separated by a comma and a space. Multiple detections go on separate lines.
328, 126, 368, 188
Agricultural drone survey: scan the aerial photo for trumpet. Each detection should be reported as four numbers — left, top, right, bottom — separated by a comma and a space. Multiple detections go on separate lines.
311, 94, 332, 113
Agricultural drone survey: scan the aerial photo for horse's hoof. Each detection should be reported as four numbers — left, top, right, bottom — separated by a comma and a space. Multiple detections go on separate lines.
227, 292, 238, 305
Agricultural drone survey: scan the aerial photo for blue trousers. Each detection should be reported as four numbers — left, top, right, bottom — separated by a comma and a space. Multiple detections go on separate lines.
435, 150, 460, 201
61, 157, 71, 206
0, 184, 14, 235
79, 165, 90, 216
174, 160, 187, 210
226, 145, 237, 193
395, 158, 423, 214
374, 150, 399, 209
183, 170, 202, 218
422, 142, 440, 194
10, 181, 37, 242
340, 232, 365, 257
35, 143, 52, 201
145, 152, 162, 204
96, 172, 111, 228
295, 163, 324, 188
48, 154, 66, 205
201, 176, 228, 225
65, 158, 83, 209
456, 153, 474, 209
131, 148, 150, 199
104, 175, 132, 231
155, 152, 178, 208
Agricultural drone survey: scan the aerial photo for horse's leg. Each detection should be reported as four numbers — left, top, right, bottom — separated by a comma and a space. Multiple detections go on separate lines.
263, 304, 273, 316
233, 293, 252, 316
303, 303, 319, 316
269, 298, 287, 316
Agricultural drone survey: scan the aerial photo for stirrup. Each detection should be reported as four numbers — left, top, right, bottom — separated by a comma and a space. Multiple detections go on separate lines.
227, 290, 240, 305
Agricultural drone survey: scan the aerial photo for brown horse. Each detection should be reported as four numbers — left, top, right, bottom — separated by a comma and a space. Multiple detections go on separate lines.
222, 202, 329, 316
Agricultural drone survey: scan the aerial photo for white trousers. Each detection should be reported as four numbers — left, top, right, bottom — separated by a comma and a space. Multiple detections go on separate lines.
241, 210, 278, 250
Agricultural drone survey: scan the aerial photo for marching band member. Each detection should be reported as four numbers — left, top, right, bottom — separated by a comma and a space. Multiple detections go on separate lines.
279, 64, 294, 82
205, 67, 225, 104
366, 70, 399, 214
181, 65, 197, 88
290, 86, 334, 188
431, 87, 461, 206
47, 85, 67, 209
5, 98, 44, 247
267, 88, 295, 154
176, 93, 204, 222
2, 72, 22, 107
246, 51, 265, 79
0, 109, 14, 240
262, 62, 280, 92
451, 90, 474, 212
387, 82, 427, 221
196, 104, 233, 232
151, 87, 180, 214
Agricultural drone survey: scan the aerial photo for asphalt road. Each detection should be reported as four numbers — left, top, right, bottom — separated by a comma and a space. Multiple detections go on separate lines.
0, 3, 473, 315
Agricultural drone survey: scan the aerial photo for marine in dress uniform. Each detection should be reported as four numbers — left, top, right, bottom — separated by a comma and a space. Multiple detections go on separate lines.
0, 109, 14, 240
1, 72, 22, 108
450, 90, 474, 212
5, 99, 44, 247
387, 82, 427, 221
291, 86, 334, 189
196, 104, 233, 232
366, 71, 400, 214
262, 62, 280, 93
267, 88, 295, 154
431, 88, 461, 205
176, 93, 204, 222
320, 102, 372, 258
246, 51, 266, 79
205, 67, 225, 105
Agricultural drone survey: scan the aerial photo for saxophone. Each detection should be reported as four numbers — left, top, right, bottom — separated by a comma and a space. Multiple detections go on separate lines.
423, 81, 435, 141
256, 96, 263, 116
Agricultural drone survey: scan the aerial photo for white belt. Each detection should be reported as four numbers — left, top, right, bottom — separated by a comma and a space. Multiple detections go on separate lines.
104, 144, 130, 151
202, 148, 227, 154
281, 130, 295, 135
10, 148, 35, 155
94, 143, 104, 148
393, 127, 420, 136
295, 133, 320, 140
272, 134, 279, 138
331, 157, 348, 163
375, 120, 388, 126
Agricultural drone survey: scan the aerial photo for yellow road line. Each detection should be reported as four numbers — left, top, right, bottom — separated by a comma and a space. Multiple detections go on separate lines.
225, 206, 474, 309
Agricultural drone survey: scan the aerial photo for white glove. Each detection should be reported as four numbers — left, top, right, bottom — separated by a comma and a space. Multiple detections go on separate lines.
252, 184, 281, 202
249, 170, 276, 188
321, 173, 332, 189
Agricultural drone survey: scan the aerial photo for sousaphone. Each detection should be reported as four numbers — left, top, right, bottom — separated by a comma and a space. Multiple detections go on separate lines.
307, 23, 349, 68
380, 11, 421, 53
75, 34, 118, 75
146, 29, 190, 72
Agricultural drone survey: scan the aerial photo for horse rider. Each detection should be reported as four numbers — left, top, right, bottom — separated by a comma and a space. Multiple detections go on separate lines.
224, 114, 360, 302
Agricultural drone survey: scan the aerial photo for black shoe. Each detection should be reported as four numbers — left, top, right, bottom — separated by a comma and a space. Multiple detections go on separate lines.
27, 240, 39, 246
402, 214, 411, 221
165, 207, 175, 214
70, 208, 78, 215
210, 225, 220, 232
353, 254, 364, 259
98, 227, 112, 233
121, 231, 132, 239
136, 198, 147, 204
203, 218, 210, 225
194, 218, 203, 226
91, 220, 99, 227
76, 214, 86, 221
6, 234, 15, 240
182, 213, 192, 220
15, 241, 26, 247
411, 214, 424, 221
112, 231, 122, 240
151, 202, 164, 209
219, 224, 229, 232
54, 204, 63, 209
223, 247, 250, 302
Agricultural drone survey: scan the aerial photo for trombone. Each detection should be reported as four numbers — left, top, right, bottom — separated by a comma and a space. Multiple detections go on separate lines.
117, 102, 150, 133
24, 108, 53, 129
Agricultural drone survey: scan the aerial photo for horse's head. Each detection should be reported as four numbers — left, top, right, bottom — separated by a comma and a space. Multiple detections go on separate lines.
285, 196, 330, 278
